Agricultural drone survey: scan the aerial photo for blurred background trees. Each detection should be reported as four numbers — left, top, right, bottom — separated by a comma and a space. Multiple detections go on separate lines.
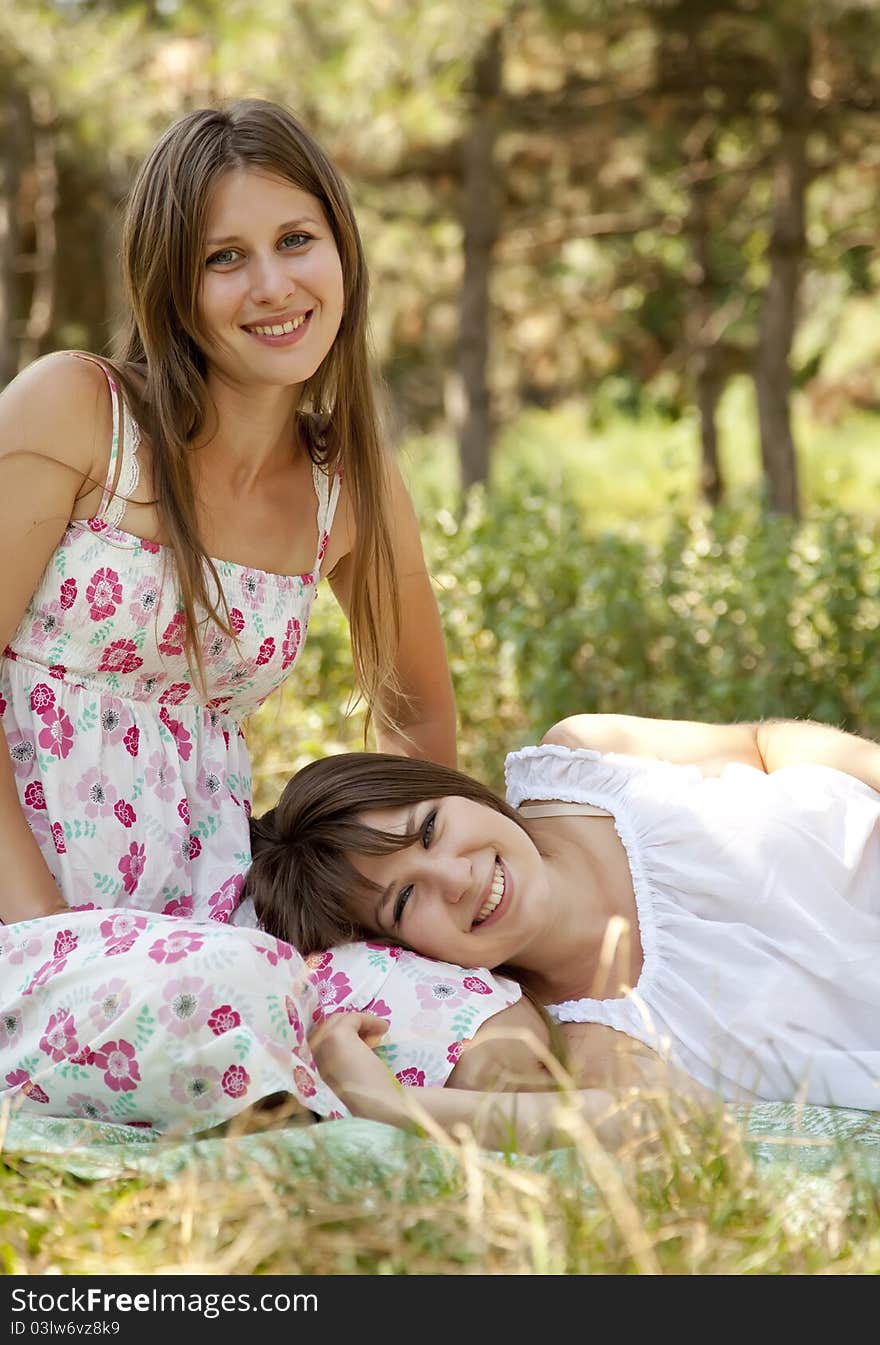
2, 0, 879, 793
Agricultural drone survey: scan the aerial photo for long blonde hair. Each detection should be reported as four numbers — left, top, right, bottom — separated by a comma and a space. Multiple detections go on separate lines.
110, 98, 399, 716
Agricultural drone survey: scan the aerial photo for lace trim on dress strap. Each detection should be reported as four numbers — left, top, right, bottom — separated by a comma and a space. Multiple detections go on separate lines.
100, 392, 141, 529
311, 462, 342, 574
74, 358, 140, 529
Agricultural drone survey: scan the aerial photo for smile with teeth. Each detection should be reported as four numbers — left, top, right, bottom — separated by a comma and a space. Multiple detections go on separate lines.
473, 858, 505, 927
245, 313, 310, 336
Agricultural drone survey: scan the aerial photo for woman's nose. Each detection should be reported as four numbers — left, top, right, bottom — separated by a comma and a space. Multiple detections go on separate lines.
249, 254, 295, 305
437, 857, 472, 904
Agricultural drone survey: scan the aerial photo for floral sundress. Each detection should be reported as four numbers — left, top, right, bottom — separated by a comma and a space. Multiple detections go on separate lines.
0, 364, 347, 1128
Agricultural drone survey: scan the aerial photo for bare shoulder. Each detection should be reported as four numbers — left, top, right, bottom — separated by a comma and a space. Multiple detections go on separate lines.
0, 352, 110, 481
540, 714, 636, 754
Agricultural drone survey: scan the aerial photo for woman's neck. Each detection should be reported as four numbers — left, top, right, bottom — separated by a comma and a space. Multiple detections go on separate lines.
197, 373, 302, 485
514, 817, 642, 1006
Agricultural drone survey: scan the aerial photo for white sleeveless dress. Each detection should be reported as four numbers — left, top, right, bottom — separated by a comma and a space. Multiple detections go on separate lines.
506, 743, 880, 1111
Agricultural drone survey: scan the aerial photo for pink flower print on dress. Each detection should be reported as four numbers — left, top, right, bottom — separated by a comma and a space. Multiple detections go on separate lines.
113, 799, 137, 829
100, 703, 127, 745
6, 729, 37, 778
284, 996, 304, 1046
415, 981, 465, 1012
256, 937, 294, 968
196, 763, 223, 804
129, 576, 160, 628
293, 1065, 317, 1100
159, 707, 192, 762
76, 767, 118, 819
208, 1004, 241, 1037
221, 1064, 250, 1099
123, 726, 139, 757
317, 529, 329, 565
240, 569, 265, 610
281, 617, 302, 671
461, 976, 492, 995
133, 673, 163, 700
92, 1038, 141, 1092
22, 955, 67, 995
162, 892, 194, 919
363, 998, 392, 1022
311, 965, 353, 1022
100, 911, 147, 946
59, 577, 77, 610
86, 567, 122, 621
118, 844, 147, 898
30, 682, 56, 715
88, 979, 131, 1032
256, 637, 275, 666
230, 607, 245, 636
159, 682, 191, 707
66, 1094, 111, 1122
306, 951, 332, 973
39, 1009, 80, 1063
145, 751, 178, 803
396, 1067, 425, 1088
446, 1039, 468, 1066
24, 780, 46, 811
39, 707, 75, 760
157, 976, 211, 1036
4, 932, 42, 965
53, 929, 78, 958
5, 1070, 50, 1104
207, 873, 243, 923
169, 1064, 221, 1110
98, 639, 143, 675
158, 611, 186, 656
0, 1009, 22, 1049
51, 822, 66, 853
177, 798, 190, 825
30, 600, 65, 650
147, 928, 205, 965
204, 629, 232, 665
187, 835, 201, 860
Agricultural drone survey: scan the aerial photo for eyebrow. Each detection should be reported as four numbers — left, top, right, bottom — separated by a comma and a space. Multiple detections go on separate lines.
205, 217, 322, 247
373, 807, 417, 930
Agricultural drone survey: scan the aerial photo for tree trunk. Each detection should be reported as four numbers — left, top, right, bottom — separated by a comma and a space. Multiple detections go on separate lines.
685, 125, 725, 509
18, 87, 58, 370
0, 83, 25, 387
753, 31, 810, 518
453, 28, 502, 492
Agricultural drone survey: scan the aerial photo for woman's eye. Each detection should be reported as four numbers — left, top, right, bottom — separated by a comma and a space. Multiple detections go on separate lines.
280, 232, 311, 250
206, 248, 239, 267
392, 884, 413, 927
421, 809, 437, 849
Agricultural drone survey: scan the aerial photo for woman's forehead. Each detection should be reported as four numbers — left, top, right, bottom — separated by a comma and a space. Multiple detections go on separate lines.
358, 803, 417, 837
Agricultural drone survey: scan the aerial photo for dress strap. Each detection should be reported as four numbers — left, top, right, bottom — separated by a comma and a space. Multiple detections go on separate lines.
73, 356, 141, 528
311, 463, 343, 575
518, 801, 613, 819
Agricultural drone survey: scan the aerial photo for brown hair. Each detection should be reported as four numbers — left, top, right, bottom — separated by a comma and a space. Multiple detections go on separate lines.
109, 98, 399, 714
245, 751, 533, 955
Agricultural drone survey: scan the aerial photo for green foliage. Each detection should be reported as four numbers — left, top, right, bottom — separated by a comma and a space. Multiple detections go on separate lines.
248, 439, 880, 807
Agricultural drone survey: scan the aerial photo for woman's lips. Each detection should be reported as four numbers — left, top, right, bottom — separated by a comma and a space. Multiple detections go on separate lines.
472, 857, 511, 931
242, 310, 313, 346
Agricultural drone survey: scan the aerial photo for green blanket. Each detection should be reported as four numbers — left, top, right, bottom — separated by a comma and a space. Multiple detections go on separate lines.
3, 1101, 880, 1185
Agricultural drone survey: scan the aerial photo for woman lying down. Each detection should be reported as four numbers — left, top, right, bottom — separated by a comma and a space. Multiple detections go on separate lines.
304, 942, 703, 1153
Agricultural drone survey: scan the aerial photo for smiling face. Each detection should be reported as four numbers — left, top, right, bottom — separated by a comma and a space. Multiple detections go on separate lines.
350, 796, 551, 971
198, 166, 344, 389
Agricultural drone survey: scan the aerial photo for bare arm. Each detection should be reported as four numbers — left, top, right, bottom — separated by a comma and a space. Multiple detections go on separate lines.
310, 1012, 711, 1154
329, 457, 457, 767
0, 354, 107, 921
543, 713, 880, 792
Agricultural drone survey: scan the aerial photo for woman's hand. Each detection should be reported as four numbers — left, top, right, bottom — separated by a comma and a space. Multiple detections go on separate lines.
309, 1011, 406, 1125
